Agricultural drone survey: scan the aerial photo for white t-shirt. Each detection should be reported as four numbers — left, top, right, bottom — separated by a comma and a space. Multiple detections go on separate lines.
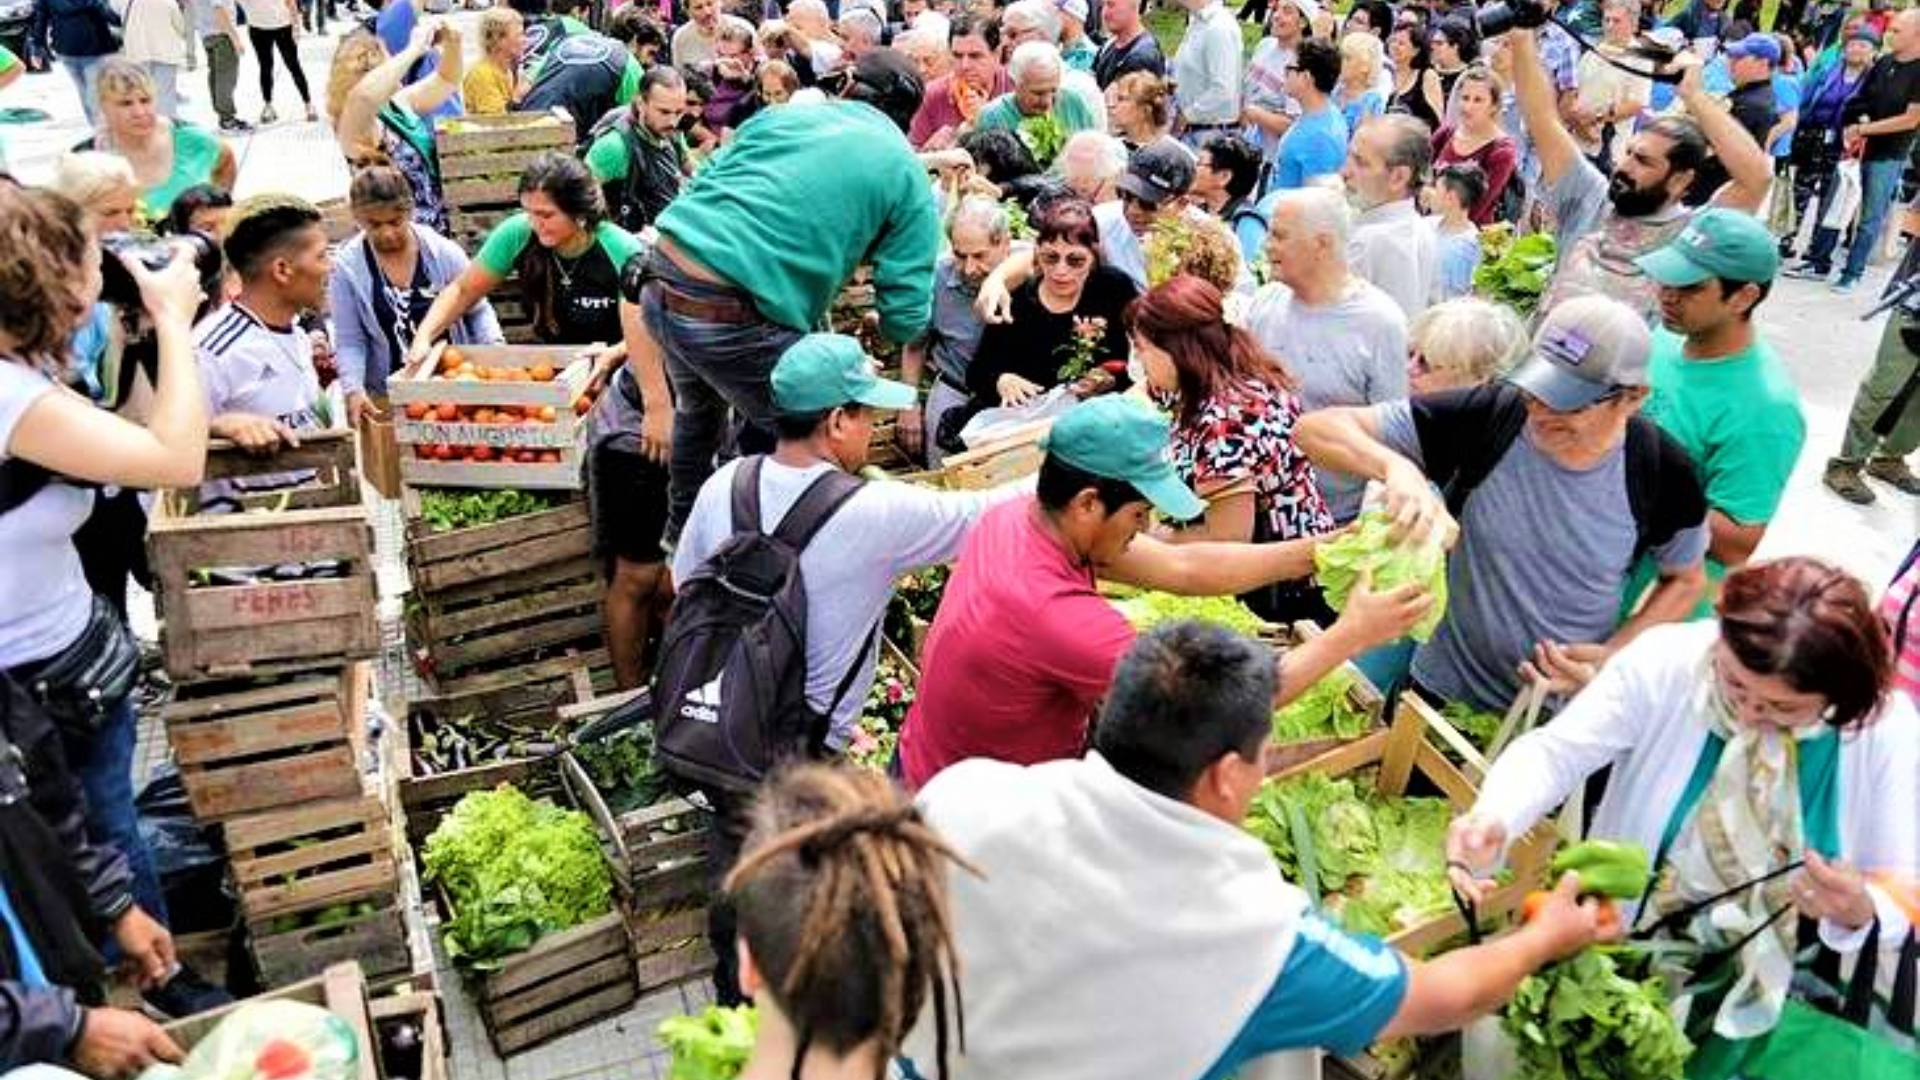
195, 304, 321, 425
670, 458, 1007, 746
0, 362, 97, 668
236, 0, 292, 31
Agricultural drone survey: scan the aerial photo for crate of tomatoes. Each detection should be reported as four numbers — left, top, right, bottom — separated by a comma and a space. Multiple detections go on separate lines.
390, 343, 603, 490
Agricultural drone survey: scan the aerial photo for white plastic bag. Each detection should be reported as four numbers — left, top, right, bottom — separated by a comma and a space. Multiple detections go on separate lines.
137, 1001, 361, 1080
1823, 159, 1863, 232
957, 386, 1080, 450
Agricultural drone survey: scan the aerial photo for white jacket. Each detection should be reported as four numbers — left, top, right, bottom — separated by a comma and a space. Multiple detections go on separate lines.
116, 0, 188, 65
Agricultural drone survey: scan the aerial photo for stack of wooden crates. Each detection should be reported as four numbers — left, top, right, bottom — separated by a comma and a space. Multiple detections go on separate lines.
434, 110, 574, 345
146, 434, 409, 988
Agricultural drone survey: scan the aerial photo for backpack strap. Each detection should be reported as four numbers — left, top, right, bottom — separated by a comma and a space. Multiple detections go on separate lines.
1440, 393, 1528, 520
1621, 417, 1706, 566
769, 467, 867, 551
730, 455, 766, 535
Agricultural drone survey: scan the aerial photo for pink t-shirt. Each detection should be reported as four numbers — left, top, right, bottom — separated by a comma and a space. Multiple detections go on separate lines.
908, 71, 1015, 148
898, 497, 1138, 789
1884, 547, 1919, 701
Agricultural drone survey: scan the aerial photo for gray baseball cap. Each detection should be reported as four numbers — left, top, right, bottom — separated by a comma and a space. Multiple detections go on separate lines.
1504, 295, 1653, 412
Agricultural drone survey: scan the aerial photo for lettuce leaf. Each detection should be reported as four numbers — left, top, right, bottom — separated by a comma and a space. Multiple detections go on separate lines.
1271, 667, 1371, 743
1313, 509, 1449, 642
1111, 591, 1269, 637
1502, 947, 1691, 1080
659, 1006, 758, 1080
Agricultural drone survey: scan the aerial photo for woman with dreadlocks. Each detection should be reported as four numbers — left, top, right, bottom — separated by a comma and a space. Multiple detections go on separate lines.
725, 764, 974, 1080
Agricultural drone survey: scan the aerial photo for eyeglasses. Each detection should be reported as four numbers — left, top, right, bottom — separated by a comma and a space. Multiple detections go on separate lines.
1037, 250, 1093, 270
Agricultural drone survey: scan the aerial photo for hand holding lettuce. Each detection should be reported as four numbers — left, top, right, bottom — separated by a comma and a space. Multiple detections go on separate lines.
1315, 504, 1451, 643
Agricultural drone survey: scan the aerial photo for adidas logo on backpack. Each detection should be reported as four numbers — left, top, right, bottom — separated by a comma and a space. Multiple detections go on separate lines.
680, 674, 724, 724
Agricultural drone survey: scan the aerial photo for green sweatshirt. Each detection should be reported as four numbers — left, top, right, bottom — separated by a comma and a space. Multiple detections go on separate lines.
655, 101, 939, 343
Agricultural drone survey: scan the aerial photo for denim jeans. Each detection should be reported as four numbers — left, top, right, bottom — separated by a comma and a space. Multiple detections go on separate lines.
63, 696, 170, 953
638, 252, 803, 543
1804, 156, 1906, 283
59, 55, 104, 128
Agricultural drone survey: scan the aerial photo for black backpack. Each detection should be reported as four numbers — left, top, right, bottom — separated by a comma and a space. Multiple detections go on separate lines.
652, 457, 876, 795
582, 107, 655, 233
521, 32, 629, 142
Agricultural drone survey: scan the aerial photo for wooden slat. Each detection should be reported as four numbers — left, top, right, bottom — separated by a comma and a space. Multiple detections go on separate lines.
412, 524, 594, 594
416, 555, 597, 618
240, 861, 397, 921
179, 746, 361, 819
480, 913, 629, 999
405, 498, 589, 560
180, 576, 369, 632
162, 673, 343, 721
166, 695, 349, 763
433, 110, 571, 155
400, 454, 584, 491
485, 953, 631, 1026
251, 911, 410, 989
432, 611, 604, 674
426, 578, 602, 641
629, 907, 707, 954
486, 981, 635, 1055
635, 941, 715, 993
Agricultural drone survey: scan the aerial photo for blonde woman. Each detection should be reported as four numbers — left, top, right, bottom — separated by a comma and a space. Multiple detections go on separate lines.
462, 8, 526, 116
48, 150, 140, 232
1107, 71, 1170, 150
327, 23, 461, 233
1405, 297, 1526, 394
75, 61, 236, 223
1335, 32, 1386, 135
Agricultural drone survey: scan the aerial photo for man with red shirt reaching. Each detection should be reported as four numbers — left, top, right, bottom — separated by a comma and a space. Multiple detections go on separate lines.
897, 396, 1430, 790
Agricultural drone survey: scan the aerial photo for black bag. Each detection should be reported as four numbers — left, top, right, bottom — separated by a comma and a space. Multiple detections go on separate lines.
8, 594, 139, 736
652, 457, 877, 795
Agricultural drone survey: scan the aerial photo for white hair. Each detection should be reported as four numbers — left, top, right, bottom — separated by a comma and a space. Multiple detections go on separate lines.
1271, 186, 1352, 252
1003, 0, 1062, 42
50, 151, 137, 208
788, 0, 829, 21
791, 86, 831, 105
840, 8, 884, 45
1059, 130, 1127, 180
1408, 299, 1529, 384
1008, 40, 1063, 84
912, 10, 951, 43
949, 194, 1012, 243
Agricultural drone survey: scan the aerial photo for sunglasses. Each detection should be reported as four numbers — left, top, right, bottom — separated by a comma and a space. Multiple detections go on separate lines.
1037, 250, 1093, 270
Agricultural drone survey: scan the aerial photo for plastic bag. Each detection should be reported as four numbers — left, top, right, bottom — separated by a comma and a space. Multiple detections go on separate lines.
957, 386, 1080, 450
137, 1001, 361, 1080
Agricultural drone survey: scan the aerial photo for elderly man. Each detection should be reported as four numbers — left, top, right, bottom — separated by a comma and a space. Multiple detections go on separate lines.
900, 196, 1014, 466
1093, 0, 1164, 87
1243, 187, 1407, 523
1059, 129, 1128, 203
975, 42, 1099, 164
670, 0, 752, 68
1170, 0, 1242, 143
1001, 0, 1107, 129
1296, 295, 1710, 713
896, 25, 951, 85
910, 13, 1010, 148
628, 50, 940, 549
1509, 27, 1770, 324
839, 8, 886, 63
901, 622, 1609, 1080
1341, 114, 1438, 318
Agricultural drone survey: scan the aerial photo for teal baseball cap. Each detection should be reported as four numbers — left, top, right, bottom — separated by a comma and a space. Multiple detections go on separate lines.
1634, 208, 1781, 287
770, 333, 918, 415
1040, 397, 1206, 521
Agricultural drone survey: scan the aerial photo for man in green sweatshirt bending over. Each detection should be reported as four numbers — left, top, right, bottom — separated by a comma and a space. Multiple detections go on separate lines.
622, 47, 940, 551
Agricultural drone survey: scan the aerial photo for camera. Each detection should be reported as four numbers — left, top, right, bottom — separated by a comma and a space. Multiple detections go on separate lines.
99, 231, 224, 310
1474, 0, 1550, 37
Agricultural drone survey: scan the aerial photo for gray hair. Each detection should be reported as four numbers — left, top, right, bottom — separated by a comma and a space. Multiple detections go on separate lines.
1270, 186, 1352, 252
1059, 130, 1127, 180
949, 195, 1012, 244
1003, 0, 1062, 42
1008, 40, 1063, 83
50, 151, 138, 209
1363, 113, 1434, 193
1600, 0, 1642, 17
788, 0, 829, 20
1409, 298, 1528, 385
840, 8, 884, 45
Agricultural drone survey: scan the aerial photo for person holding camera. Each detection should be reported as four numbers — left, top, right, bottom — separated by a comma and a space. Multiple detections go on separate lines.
0, 185, 231, 1022
1507, 21, 1771, 326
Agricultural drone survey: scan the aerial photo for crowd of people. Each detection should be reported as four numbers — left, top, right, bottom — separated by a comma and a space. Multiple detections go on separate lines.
0, 0, 1917, 1076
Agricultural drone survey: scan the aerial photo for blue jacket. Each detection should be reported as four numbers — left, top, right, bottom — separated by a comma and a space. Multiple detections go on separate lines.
42, 0, 119, 60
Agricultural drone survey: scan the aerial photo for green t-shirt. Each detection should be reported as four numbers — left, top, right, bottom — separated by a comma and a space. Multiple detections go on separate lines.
474, 211, 643, 279
973, 92, 1098, 160
142, 122, 223, 219
1622, 327, 1806, 616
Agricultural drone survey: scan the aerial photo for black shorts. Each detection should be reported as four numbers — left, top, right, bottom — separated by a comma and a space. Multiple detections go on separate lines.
588, 441, 670, 569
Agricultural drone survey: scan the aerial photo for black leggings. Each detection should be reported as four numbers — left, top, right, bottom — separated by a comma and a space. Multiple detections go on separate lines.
248, 25, 311, 106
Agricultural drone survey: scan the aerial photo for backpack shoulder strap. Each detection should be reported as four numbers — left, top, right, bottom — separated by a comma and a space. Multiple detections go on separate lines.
730, 455, 766, 536
1440, 392, 1528, 520
1622, 416, 1706, 565
770, 467, 866, 551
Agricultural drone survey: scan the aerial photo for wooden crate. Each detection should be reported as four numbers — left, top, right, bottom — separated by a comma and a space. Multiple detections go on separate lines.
227, 794, 397, 924
147, 432, 378, 681
370, 990, 451, 1080
164, 962, 380, 1080
931, 420, 1051, 491
402, 755, 637, 1055
391, 344, 595, 491
401, 495, 603, 681
405, 649, 614, 779
163, 663, 368, 821
1263, 694, 1555, 957
1266, 620, 1390, 780
437, 110, 573, 253
250, 898, 412, 989
356, 400, 402, 500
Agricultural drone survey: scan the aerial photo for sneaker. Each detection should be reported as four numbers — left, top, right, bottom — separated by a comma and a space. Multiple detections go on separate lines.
1782, 261, 1830, 281
1832, 278, 1859, 295
1823, 460, 1876, 505
260, 105, 277, 124
304, 104, 318, 122
1865, 456, 1920, 496
142, 965, 233, 1019
218, 117, 254, 133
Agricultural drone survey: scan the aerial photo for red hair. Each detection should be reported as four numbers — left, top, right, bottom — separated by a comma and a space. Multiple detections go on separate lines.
1125, 275, 1297, 429
1717, 556, 1892, 730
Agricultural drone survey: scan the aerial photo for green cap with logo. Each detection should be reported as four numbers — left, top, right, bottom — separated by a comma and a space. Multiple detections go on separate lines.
1634, 208, 1781, 287
1040, 397, 1207, 521
770, 333, 919, 416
